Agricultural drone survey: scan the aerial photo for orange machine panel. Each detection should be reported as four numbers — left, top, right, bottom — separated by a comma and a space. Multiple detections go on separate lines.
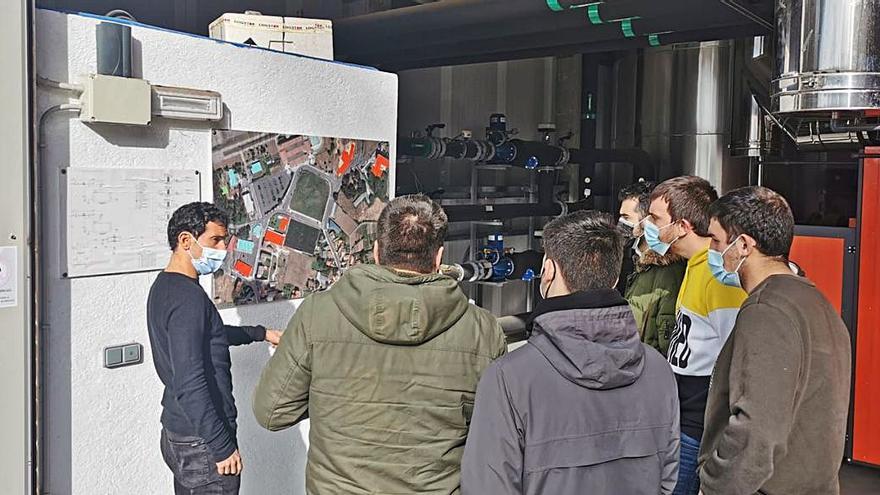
790, 236, 844, 314
856, 147, 880, 466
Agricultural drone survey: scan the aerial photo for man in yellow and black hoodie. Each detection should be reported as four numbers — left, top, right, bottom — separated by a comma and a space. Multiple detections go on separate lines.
644, 176, 747, 495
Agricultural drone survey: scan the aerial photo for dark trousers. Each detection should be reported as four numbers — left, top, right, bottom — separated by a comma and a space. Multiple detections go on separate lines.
160, 428, 241, 495
673, 432, 702, 495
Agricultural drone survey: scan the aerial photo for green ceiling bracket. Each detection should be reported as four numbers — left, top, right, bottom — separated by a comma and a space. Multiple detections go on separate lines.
587, 4, 603, 24
621, 17, 637, 38
546, 0, 564, 11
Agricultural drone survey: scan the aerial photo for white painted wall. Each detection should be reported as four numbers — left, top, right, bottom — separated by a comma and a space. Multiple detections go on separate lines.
36, 9, 397, 494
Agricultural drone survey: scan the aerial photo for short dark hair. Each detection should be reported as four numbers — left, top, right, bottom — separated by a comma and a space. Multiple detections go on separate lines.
377, 194, 448, 273
167, 202, 229, 251
619, 181, 656, 216
651, 176, 718, 236
542, 210, 623, 291
708, 186, 794, 258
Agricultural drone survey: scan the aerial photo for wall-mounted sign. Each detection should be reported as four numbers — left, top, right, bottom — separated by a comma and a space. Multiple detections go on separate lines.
0, 246, 18, 308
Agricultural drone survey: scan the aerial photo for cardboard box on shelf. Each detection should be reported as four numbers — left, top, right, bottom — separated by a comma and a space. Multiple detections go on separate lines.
209, 12, 333, 60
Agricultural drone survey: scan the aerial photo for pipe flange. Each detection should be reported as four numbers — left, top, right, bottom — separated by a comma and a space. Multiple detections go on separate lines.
427, 137, 445, 160
557, 147, 570, 167
554, 198, 568, 218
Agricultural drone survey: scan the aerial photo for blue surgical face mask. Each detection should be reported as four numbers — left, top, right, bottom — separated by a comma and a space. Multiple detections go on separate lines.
189, 235, 227, 275
643, 219, 679, 256
708, 234, 748, 288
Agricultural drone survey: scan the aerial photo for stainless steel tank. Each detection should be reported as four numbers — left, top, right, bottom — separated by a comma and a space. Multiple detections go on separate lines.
640, 41, 736, 189
773, 0, 880, 114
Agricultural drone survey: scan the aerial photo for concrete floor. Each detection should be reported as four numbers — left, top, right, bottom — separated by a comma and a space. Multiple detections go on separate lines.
840, 463, 880, 494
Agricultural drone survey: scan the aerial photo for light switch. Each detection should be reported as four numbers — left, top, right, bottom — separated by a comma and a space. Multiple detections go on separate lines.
123, 344, 142, 364
104, 343, 143, 369
104, 347, 123, 368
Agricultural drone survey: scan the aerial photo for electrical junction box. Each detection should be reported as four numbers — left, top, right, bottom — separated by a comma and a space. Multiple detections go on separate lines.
209, 12, 334, 60
80, 74, 151, 126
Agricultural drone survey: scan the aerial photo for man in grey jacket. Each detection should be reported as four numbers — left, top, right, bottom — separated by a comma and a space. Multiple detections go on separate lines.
461, 210, 680, 495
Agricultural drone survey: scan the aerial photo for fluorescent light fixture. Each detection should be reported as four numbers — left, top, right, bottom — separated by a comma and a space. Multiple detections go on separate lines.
151, 84, 223, 121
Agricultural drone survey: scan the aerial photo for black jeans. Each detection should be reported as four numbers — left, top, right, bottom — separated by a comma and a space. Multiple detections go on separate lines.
160, 428, 241, 495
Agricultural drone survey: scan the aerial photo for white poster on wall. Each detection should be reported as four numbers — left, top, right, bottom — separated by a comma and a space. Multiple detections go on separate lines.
0, 246, 17, 308
63, 168, 201, 278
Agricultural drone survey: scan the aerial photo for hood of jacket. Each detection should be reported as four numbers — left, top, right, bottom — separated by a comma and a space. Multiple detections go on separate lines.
330, 263, 470, 345
528, 289, 645, 390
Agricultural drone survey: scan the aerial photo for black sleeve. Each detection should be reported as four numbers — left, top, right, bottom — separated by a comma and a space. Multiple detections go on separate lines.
225, 324, 266, 346
167, 301, 237, 462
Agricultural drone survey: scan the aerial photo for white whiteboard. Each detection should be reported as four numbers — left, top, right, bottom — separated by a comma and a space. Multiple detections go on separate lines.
63, 168, 201, 278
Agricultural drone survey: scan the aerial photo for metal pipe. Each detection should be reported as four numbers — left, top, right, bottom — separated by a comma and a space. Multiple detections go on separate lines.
719, 0, 773, 30
829, 119, 880, 133
35, 102, 81, 495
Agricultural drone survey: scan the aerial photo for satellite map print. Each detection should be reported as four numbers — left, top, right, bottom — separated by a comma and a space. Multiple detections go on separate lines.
211, 129, 390, 308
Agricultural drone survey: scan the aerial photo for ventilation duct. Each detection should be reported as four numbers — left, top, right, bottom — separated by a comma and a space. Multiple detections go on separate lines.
773, 0, 880, 115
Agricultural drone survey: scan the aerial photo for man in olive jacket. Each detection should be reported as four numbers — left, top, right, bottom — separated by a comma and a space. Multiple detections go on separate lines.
252, 194, 507, 494
619, 182, 686, 356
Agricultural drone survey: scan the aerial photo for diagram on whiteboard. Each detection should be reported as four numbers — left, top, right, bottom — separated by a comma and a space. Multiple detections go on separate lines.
64, 168, 201, 278
211, 130, 390, 308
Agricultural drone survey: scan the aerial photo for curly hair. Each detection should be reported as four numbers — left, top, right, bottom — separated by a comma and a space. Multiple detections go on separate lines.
167, 202, 229, 251
709, 186, 794, 258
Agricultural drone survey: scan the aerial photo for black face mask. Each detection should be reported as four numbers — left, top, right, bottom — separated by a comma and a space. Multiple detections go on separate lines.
541, 259, 557, 299
618, 217, 637, 239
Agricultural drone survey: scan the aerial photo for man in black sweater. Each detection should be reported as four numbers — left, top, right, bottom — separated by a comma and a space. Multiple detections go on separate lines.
699, 187, 851, 494
147, 202, 280, 495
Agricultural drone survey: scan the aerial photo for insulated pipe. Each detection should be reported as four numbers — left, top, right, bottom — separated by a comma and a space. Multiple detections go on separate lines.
399, 136, 654, 178
382, 24, 764, 70
350, 8, 744, 66
339, 1, 725, 58
335, 0, 706, 50
398, 136, 568, 168
443, 202, 565, 223
442, 169, 563, 223
497, 313, 531, 343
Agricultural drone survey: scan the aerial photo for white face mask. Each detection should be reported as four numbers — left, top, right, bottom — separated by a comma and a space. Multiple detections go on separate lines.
633, 237, 645, 259
618, 217, 636, 238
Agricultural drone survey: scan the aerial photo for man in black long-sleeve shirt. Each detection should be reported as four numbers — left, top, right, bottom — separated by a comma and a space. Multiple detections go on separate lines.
147, 202, 280, 495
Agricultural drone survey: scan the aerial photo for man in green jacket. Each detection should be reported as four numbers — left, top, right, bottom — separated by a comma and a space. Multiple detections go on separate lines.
252, 194, 507, 494
619, 182, 686, 356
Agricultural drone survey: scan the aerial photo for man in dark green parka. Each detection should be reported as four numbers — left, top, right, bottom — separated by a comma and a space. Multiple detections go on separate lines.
252, 194, 507, 494
619, 182, 686, 356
